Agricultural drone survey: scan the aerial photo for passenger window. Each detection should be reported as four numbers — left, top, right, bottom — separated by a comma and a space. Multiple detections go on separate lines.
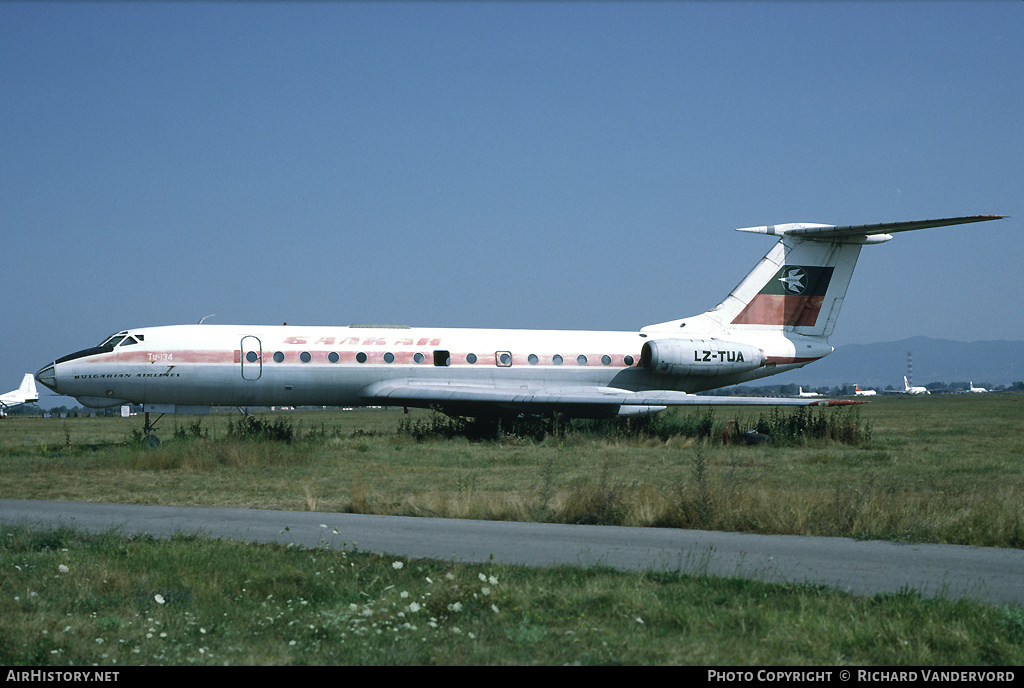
496, 351, 512, 367
552, 355, 563, 365
601, 355, 611, 366
356, 352, 367, 363
577, 355, 587, 365
328, 352, 339, 363
434, 350, 450, 367
466, 353, 477, 364
384, 352, 395, 363
300, 352, 312, 363
528, 354, 539, 365
274, 351, 285, 363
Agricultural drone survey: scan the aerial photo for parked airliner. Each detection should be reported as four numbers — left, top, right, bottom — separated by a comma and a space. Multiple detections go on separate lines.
903, 376, 930, 395
1, 374, 39, 417
34, 216, 1001, 426
854, 386, 877, 397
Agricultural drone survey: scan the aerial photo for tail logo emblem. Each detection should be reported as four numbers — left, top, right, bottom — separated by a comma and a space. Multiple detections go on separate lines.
778, 267, 807, 295
731, 265, 834, 327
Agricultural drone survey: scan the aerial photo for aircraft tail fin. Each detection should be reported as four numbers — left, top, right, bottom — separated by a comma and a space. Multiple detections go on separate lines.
643, 216, 1003, 338
19, 373, 39, 403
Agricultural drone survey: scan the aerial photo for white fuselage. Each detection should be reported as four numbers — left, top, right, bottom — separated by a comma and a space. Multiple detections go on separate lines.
37, 324, 828, 411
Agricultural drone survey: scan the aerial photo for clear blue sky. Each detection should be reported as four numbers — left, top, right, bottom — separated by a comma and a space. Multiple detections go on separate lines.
3, 2, 1022, 405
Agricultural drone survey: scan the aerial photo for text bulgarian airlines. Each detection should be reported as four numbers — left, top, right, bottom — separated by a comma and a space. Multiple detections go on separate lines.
283, 336, 442, 346
73, 373, 180, 379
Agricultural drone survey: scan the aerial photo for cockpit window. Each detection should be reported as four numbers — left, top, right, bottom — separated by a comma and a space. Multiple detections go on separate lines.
99, 334, 126, 348
97, 331, 144, 347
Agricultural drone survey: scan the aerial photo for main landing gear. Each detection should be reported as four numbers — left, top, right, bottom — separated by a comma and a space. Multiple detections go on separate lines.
142, 411, 163, 449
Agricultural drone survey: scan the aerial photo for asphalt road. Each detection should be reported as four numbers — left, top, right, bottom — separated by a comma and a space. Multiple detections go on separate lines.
2, 498, 1022, 606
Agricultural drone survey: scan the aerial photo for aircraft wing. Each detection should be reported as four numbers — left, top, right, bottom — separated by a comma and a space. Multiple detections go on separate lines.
359, 382, 860, 415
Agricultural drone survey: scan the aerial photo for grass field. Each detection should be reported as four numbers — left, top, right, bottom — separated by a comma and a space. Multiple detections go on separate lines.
2, 395, 1022, 547
3, 524, 1023, 666
2, 395, 1022, 665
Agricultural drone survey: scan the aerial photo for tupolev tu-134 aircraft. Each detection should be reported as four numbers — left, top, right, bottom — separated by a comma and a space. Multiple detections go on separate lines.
35, 215, 1002, 423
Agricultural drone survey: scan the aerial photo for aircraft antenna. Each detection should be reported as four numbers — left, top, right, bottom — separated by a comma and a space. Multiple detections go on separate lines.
198, 314, 215, 325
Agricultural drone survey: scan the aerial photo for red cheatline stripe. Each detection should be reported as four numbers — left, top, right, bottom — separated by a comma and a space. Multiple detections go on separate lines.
79, 350, 642, 367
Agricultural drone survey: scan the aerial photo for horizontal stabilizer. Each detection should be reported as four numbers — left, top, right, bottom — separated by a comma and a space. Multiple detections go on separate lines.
736, 215, 1004, 241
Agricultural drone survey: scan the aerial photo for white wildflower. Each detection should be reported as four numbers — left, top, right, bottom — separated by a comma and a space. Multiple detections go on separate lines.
154, 594, 165, 605
488, 575, 499, 585
58, 564, 69, 573
409, 602, 421, 613
392, 561, 403, 570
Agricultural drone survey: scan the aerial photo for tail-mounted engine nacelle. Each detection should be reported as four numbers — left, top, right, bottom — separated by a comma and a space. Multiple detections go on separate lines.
640, 339, 765, 376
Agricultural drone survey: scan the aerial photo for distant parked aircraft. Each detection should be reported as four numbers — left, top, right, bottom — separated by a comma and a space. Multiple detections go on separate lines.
797, 387, 822, 397
902, 376, 929, 395
882, 376, 930, 395
0, 374, 39, 417
968, 381, 988, 393
854, 385, 876, 397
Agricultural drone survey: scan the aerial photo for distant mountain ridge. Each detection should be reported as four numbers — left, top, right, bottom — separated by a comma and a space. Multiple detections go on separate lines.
766, 336, 1024, 390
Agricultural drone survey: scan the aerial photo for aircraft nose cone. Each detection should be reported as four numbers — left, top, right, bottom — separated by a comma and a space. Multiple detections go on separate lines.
35, 363, 57, 393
